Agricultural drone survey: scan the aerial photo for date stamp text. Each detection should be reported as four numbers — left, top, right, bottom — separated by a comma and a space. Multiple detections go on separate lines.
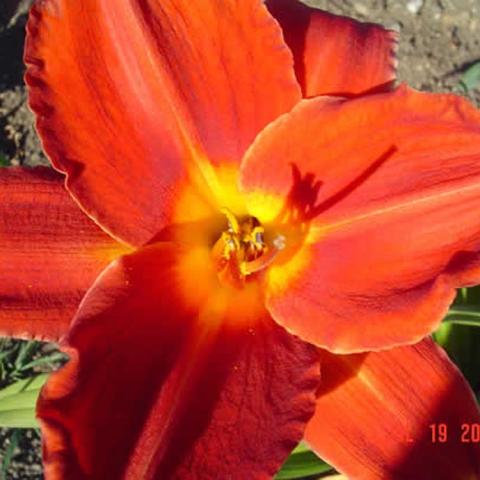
429, 423, 480, 443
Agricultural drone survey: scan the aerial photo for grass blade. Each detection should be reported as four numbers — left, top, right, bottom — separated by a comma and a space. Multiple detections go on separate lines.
444, 307, 480, 327
0, 429, 21, 479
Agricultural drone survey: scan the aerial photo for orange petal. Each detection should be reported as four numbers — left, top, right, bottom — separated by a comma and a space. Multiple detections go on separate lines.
241, 85, 480, 352
305, 339, 480, 480
0, 167, 127, 341
38, 243, 320, 479
25, 0, 301, 246
266, 0, 398, 97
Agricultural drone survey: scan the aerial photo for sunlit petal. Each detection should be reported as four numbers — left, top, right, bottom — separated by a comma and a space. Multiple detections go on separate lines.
25, 0, 301, 245
241, 85, 480, 352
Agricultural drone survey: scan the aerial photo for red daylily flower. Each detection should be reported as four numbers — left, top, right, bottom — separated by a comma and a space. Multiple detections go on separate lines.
0, 0, 479, 478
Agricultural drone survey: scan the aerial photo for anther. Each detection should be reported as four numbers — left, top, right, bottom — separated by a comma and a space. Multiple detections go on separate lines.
214, 210, 285, 284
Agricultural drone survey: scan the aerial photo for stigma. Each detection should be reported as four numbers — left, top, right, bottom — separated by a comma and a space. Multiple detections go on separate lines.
211, 208, 285, 287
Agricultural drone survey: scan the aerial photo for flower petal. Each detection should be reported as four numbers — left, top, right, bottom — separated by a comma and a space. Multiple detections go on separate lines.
0, 167, 126, 341
305, 339, 480, 480
241, 85, 480, 352
25, 0, 301, 246
266, 0, 398, 97
38, 243, 320, 479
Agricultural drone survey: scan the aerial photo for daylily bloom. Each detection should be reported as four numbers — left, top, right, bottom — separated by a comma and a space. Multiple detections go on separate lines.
0, 0, 479, 478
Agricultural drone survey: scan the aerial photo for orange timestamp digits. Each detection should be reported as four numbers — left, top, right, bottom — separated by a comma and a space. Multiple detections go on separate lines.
429, 423, 480, 443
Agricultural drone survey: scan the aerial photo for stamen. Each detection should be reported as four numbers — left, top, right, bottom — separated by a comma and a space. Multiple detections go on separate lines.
242, 234, 286, 275
220, 207, 240, 234
213, 210, 285, 285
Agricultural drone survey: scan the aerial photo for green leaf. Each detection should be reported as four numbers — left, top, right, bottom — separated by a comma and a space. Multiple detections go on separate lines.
0, 407, 39, 428
433, 321, 454, 347
0, 153, 8, 167
0, 374, 48, 428
459, 62, 480, 92
0, 373, 48, 400
275, 450, 334, 479
458, 285, 480, 305
435, 310, 480, 393
291, 442, 310, 455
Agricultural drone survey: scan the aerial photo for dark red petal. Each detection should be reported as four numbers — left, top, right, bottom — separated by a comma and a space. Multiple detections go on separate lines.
38, 243, 320, 479
266, 0, 397, 97
241, 85, 480, 353
305, 339, 480, 480
0, 167, 126, 341
25, 0, 301, 246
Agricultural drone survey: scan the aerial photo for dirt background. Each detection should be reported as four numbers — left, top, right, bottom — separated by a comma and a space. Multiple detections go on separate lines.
0, 0, 479, 477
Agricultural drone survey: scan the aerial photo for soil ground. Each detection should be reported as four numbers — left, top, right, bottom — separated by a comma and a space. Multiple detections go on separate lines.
0, 0, 479, 477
